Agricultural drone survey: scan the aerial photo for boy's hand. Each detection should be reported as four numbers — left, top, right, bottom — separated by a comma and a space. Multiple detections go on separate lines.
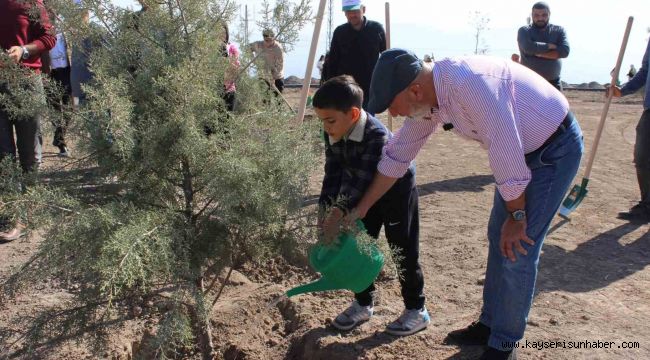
322, 208, 345, 244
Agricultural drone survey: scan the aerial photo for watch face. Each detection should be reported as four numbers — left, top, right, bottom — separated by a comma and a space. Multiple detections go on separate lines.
512, 210, 526, 221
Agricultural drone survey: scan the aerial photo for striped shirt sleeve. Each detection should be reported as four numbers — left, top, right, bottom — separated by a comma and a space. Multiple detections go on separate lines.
457, 74, 531, 201
377, 118, 437, 178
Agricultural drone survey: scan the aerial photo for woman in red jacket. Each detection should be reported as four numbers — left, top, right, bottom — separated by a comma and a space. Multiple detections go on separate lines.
0, 0, 56, 241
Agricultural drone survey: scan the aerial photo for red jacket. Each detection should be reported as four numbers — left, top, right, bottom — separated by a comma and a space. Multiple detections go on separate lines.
0, 0, 56, 71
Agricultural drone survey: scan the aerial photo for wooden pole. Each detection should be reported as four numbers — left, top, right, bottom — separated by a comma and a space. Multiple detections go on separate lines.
296, 0, 327, 123
583, 16, 634, 179
385, 2, 392, 131
244, 5, 248, 46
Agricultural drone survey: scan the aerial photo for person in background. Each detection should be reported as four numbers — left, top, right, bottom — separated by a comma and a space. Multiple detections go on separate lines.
316, 54, 325, 78
511, 53, 520, 63
249, 29, 285, 94
627, 64, 637, 82
221, 23, 239, 112
608, 38, 650, 223
0, 0, 56, 241
325, 0, 386, 110
319, 52, 330, 86
517, 2, 570, 91
70, 0, 95, 107
42, 14, 72, 157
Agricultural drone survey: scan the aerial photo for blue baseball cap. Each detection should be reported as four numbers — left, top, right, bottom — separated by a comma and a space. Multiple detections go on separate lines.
342, 0, 362, 11
367, 48, 423, 114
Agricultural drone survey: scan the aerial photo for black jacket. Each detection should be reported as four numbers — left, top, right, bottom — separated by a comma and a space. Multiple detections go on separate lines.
326, 17, 386, 108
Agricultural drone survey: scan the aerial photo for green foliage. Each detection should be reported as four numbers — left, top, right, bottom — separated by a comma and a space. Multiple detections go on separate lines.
256, 0, 312, 53
1, 0, 316, 357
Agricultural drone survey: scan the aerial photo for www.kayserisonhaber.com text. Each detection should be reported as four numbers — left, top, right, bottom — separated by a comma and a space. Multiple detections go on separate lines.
501, 340, 640, 350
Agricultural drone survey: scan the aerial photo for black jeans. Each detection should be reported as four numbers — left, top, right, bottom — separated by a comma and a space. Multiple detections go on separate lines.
48, 66, 72, 148
634, 109, 650, 209
263, 78, 284, 95
355, 173, 426, 310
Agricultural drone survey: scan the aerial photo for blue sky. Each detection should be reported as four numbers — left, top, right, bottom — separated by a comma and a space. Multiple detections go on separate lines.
114, 0, 649, 84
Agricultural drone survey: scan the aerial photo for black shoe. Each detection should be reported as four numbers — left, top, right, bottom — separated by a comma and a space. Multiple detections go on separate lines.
445, 320, 490, 345
480, 347, 516, 360
617, 210, 650, 223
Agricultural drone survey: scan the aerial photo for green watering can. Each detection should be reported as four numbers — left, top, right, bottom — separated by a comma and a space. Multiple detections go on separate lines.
286, 221, 384, 297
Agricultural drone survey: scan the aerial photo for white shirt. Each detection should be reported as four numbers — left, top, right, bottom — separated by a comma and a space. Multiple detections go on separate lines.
49, 32, 68, 69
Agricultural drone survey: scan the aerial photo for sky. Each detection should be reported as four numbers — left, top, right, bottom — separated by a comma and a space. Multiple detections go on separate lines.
114, 0, 650, 84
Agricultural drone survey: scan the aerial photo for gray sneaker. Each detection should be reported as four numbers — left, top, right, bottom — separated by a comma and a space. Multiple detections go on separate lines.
332, 300, 373, 331
385, 306, 430, 336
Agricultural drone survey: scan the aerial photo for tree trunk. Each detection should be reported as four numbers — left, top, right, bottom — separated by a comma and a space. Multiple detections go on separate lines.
195, 276, 216, 360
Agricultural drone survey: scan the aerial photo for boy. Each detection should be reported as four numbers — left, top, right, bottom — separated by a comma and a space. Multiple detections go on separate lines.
314, 75, 428, 336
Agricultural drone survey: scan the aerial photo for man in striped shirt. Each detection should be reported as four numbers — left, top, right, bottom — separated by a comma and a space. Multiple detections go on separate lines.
352, 49, 584, 360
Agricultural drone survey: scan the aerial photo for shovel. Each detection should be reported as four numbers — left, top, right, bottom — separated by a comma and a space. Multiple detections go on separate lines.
559, 16, 634, 219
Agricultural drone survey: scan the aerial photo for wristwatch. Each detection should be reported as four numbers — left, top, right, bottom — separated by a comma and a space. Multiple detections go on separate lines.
510, 209, 526, 221
21, 46, 30, 60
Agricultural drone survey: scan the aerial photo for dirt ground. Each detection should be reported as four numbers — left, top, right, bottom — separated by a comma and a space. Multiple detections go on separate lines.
1, 89, 649, 360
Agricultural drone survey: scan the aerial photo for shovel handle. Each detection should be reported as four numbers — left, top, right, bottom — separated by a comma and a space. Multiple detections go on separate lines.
385, 2, 393, 131
583, 16, 634, 179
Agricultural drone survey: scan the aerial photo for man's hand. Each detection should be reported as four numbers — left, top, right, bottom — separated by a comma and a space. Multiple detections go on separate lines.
347, 205, 368, 223
7, 46, 24, 63
500, 217, 535, 262
605, 84, 622, 98
535, 50, 560, 59
547, 43, 557, 50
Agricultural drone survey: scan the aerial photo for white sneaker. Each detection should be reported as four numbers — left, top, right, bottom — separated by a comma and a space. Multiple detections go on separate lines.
58, 146, 70, 158
385, 306, 430, 336
332, 300, 374, 331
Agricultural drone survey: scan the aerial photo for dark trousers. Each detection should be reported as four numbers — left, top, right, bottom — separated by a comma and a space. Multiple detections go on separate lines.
634, 109, 650, 209
355, 174, 426, 310
48, 67, 72, 148
0, 76, 44, 173
263, 78, 284, 95
274, 78, 284, 93
548, 77, 563, 91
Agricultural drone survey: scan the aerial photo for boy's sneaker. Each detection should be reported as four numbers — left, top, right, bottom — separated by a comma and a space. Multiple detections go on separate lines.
385, 306, 430, 336
58, 146, 70, 158
332, 300, 373, 331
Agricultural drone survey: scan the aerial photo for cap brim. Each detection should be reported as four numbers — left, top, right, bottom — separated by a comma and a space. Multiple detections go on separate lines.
342, 5, 362, 11
367, 97, 387, 114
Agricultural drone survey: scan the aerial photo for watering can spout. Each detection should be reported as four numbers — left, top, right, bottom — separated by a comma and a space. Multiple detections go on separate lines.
286, 278, 339, 298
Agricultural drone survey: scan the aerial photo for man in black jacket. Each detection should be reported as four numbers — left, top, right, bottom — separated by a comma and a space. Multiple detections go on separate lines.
326, 0, 386, 110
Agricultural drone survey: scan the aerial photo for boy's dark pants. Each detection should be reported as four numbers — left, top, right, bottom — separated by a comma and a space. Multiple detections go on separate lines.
355, 175, 425, 310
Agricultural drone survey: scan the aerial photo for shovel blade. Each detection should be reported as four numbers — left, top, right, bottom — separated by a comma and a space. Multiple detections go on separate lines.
558, 179, 589, 219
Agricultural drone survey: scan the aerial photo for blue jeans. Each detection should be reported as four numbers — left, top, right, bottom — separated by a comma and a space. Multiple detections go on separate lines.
480, 113, 584, 351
